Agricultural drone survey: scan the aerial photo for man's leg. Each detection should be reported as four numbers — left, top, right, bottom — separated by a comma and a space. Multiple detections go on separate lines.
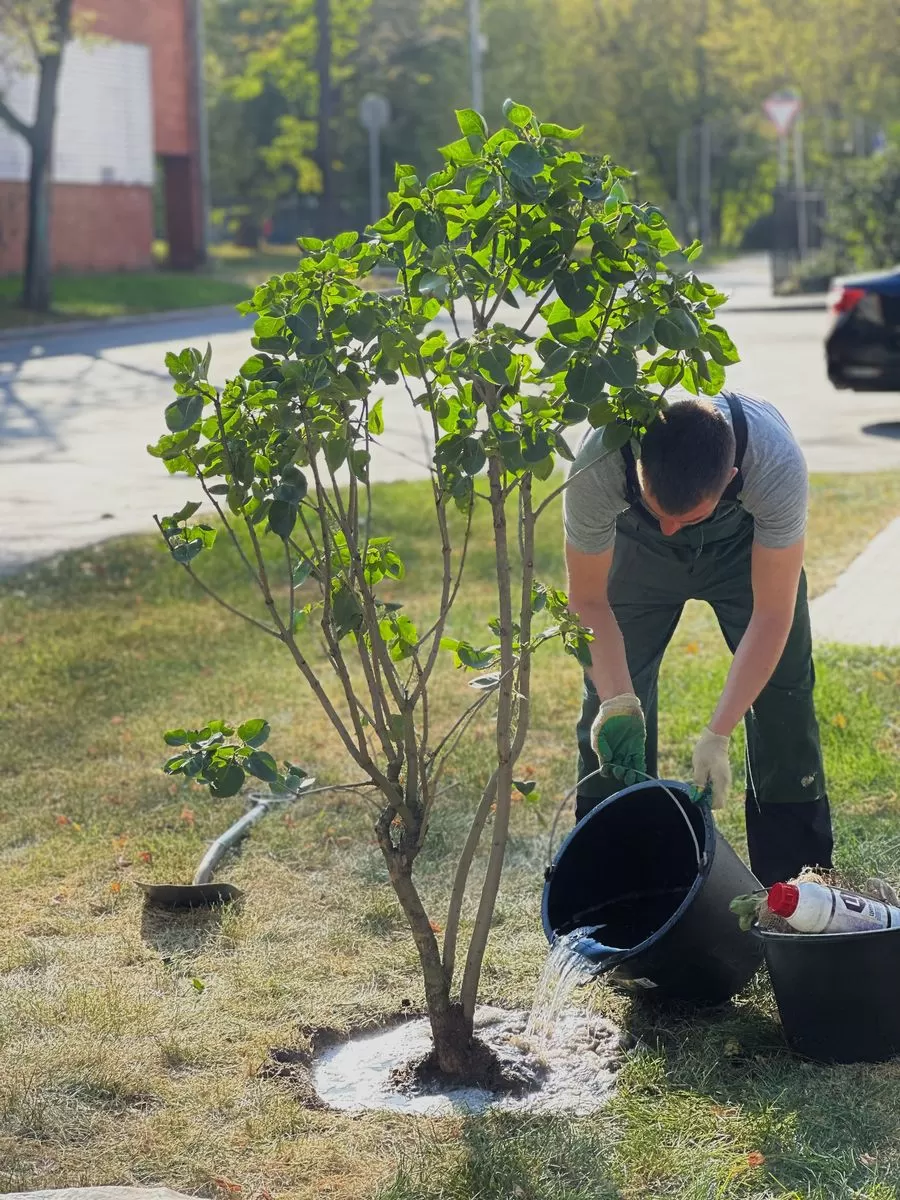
706, 565, 834, 885
575, 551, 683, 821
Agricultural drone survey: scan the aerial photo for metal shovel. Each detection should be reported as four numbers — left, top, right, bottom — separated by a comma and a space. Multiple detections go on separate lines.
138, 794, 278, 909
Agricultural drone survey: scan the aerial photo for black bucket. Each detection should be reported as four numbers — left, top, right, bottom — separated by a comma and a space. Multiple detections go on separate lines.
757, 925, 900, 1062
542, 779, 763, 1006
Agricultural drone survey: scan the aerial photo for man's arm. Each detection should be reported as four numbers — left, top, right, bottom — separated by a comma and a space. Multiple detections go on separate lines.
565, 541, 632, 699
709, 538, 805, 735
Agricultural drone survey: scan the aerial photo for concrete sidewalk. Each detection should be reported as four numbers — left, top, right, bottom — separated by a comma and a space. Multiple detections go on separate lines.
810, 516, 900, 646
701, 253, 827, 314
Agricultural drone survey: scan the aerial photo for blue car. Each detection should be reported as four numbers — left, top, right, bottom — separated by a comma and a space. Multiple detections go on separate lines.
826, 266, 900, 390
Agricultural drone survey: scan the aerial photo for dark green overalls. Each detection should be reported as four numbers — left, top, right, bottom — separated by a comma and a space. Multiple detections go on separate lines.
575, 393, 834, 886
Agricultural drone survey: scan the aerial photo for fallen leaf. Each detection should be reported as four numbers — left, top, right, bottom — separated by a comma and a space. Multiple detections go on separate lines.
684, 641, 699, 655
138, 850, 153, 864
723, 1038, 741, 1057
212, 1179, 241, 1197
55, 814, 71, 826
831, 713, 848, 729
429, 920, 443, 933
860, 1153, 877, 1167
746, 1151, 765, 1168
109, 881, 121, 894
872, 670, 888, 682
180, 808, 195, 826
71, 823, 82, 832
110, 715, 125, 725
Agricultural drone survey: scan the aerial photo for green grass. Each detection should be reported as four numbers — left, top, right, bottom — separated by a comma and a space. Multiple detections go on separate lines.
0, 474, 898, 1198
0, 243, 395, 330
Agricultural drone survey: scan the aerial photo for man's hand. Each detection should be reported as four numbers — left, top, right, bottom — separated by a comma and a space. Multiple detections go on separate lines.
591, 693, 647, 786
692, 727, 731, 809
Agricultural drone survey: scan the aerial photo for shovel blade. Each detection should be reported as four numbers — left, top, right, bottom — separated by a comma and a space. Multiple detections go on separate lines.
138, 881, 243, 910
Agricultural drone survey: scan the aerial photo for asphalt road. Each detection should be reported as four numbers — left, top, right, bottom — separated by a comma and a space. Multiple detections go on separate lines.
1, 259, 898, 575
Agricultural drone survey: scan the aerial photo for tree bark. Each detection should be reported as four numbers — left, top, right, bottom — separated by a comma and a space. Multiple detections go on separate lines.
20, 0, 72, 312
314, 0, 336, 239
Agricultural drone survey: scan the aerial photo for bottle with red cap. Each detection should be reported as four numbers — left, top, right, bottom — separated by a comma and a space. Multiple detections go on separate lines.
767, 880, 900, 934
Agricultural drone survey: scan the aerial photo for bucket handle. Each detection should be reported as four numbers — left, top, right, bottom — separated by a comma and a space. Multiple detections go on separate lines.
545, 768, 705, 877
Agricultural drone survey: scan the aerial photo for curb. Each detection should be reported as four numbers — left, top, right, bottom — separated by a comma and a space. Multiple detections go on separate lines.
0, 303, 246, 344
723, 300, 828, 315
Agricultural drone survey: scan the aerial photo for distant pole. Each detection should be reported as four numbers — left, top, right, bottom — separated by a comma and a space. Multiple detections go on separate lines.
368, 127, 380, 226
468, 0, 484, 112
359, 93, 391, 226
793, 116, 808, 258
777, 135, 790, 184
676, 129, 690, 242
699, 118, 712, 247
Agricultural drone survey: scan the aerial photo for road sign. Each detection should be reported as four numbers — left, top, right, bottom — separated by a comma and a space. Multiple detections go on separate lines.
763, 91, 802, 136
359, 92, 390, 134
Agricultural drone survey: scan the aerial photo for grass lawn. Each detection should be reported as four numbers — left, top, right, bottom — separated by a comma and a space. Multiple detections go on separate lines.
0, 243, 397, 330
0, 473, 898, 1199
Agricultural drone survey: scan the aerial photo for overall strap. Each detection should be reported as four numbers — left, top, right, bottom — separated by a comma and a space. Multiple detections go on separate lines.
620, 436, 642, 507
722, 391, 748, 501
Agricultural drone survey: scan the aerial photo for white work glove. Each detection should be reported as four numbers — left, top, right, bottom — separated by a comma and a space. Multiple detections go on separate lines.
691, 726, 731, 810
590, 692, 647, 786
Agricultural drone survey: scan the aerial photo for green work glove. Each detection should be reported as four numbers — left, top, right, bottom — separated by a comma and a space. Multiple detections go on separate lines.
590, 692, 647, 786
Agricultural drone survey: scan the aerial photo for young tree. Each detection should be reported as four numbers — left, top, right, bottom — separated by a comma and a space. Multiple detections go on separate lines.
150, 102, 735, 1080
0, 0, 74, 312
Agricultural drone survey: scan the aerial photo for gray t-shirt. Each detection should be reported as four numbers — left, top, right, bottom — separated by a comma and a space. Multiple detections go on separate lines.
563, 391, 808, 553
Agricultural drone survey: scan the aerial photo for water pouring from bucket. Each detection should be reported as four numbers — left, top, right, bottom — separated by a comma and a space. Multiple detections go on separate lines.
539, 775, 763, 1008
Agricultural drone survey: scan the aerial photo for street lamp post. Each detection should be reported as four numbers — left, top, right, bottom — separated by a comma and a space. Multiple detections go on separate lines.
468, 0, 484, 112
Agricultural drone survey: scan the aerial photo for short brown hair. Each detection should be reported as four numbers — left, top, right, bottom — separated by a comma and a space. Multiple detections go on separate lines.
638, 399, 736, 515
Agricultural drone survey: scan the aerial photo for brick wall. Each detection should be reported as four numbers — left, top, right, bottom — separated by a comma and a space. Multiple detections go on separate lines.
0, 181, 153, 274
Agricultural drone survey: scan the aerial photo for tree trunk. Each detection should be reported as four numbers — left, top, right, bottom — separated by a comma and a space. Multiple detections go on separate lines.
314, 0, 336, 239
380, 831, 483, 1077
21, 0, 73, 313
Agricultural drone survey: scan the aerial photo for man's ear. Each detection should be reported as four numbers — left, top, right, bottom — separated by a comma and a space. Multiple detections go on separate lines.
726, 466, 738, 484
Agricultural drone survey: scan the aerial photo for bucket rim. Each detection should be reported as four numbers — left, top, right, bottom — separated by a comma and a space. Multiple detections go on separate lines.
753, 923, 900, 946
541, 778, 714, 959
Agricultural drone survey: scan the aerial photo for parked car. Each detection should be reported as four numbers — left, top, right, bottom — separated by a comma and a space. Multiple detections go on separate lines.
826, 266, 900, 390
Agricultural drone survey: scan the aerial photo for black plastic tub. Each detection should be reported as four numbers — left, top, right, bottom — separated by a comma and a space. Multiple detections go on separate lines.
757, 924, 900, 1062
542, 779, 763, 1007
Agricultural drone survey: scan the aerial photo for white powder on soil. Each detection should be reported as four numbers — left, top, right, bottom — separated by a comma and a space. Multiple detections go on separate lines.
313, 1005, 621, 1116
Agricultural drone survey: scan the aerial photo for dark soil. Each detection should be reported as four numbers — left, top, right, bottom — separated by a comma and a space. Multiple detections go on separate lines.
389, 1032, 543, 1097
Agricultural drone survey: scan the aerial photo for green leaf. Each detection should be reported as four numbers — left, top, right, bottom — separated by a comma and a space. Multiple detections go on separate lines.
566, 359, 608, 405
267, 500, 297, 541
163, 729, 190, 747
246, 750, 279, 782
164, 394, 204, 433
502, 99, 533, 128
238, 718, 270, 748
588, 398, 615, 427
171, 538, 204, 564
368, 398, 384, 436
456, 108, 488, 138
420, 272, 450, 301
332, 585, 363, 638
439, 136, 479, 166
414, 210, 446, 248
209, 762, 245, 798
172, 500, 202, 522
334, 231, 359, 252
601, 423, 633, 452
554, 266, 593, 315
655, 310, 700, 350
286, 304, 320, 349
605, 349, 638, 388
504, 142, 545, 178
615, 314, 657, 346
298, 236, 324, 251
539, 122, 584, 140
325, 436, 349, 472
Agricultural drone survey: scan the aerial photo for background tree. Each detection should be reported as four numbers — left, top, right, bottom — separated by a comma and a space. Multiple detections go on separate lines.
151, 102, 736, 1078
0, 0, 74, 312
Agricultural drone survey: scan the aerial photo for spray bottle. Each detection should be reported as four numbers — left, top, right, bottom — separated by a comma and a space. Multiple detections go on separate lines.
767, 881, 900, 934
